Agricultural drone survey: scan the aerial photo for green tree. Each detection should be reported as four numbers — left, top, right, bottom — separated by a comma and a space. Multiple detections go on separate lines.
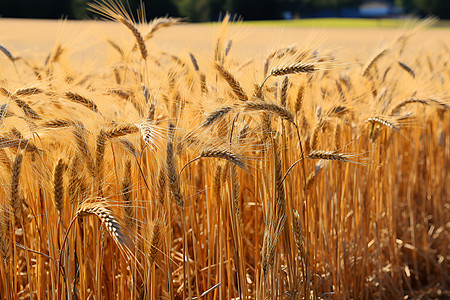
144, 0, 179, 19
71, 0, 88, 19
175, 0, 224, 21
224, 0, 284, 20
413, 0, 450, 18
2, 0, 71, 18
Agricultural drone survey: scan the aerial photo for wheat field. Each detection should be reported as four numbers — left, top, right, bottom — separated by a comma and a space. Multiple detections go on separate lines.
0, 2, 449, 299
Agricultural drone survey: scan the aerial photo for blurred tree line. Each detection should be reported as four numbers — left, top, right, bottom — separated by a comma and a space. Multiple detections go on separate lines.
1, 0, 450, 21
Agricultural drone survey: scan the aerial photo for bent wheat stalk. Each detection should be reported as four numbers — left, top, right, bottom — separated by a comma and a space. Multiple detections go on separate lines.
179, 148, 245, 175
244, 101, 307, 189
57, 200, 132, 291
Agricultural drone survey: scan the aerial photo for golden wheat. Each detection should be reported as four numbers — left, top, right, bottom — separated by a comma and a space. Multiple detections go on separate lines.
0, 8, 447, 300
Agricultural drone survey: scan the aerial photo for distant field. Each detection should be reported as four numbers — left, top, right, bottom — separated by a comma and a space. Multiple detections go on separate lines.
242, 17, 450, 28
1, 18, 449, 61
243, 18, 406, 28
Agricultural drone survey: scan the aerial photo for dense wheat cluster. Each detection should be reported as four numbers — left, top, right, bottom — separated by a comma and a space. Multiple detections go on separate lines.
0, 2, 449, 299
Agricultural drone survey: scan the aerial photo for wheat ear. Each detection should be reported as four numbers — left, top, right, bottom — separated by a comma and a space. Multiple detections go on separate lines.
156, 167, 166, 207
58, 199, 132, 287
95, 130, 106, 178
0, 44, 17, 63
0, 207, 11, 261
189, 53, 199, 71
245, 101, 307, 192
122, 159, 133, 230
262, 215, 286, 278
119, 139, 137, 158
65, 91, 99, 113
42, 119, 74, 128
149, 218, 162, 265
119, 18, 147, 60
14, 87, 43, 97
215, 62, 248, 101
274, 138, 285, 219
279, 77, 289, 107
292, 210, 305, 255
0, 103, 10, 124
106, 39, 125, 59
53, 159, 65, 217
76, 201, 129, 248
104, 123, 139, 139
390, 99, 429, 115
10, 152, 24, 217
138, 121, 155, 149
271, 62, 316, 77
144, 17, 185, 42
244, 101, 295, 124
362, 49, 388, 77
203, 106, 233, 127
166, 124, 184, 207
13, 98, 41, 120
179, 148, 245, 175
366, 117, 400, 130
310, 119, 330, 150
257, 61, 316, 97
307, 150, 350, 162
68, 155, 81, 204
398, 61, 415, 79
73, 123, 95, 177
